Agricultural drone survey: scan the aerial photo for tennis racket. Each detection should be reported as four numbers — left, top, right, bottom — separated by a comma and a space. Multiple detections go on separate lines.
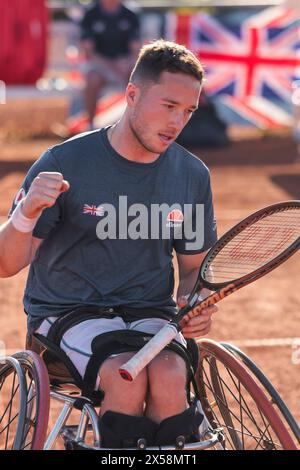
119, 201, 300, 381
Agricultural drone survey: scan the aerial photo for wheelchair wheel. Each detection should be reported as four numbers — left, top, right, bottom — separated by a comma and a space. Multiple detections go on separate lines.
196, 339, 297, 450
221, 342, 300, 445
0, 350, 50, 449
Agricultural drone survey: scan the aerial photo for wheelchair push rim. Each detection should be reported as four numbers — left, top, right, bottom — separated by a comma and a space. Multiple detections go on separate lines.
0, 356, 28, 449
221, 341, 300, 445
196, 339, 298, 450
0, 351, 50, 450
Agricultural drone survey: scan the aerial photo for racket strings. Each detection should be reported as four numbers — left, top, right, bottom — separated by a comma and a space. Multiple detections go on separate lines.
205, 208, 300, 283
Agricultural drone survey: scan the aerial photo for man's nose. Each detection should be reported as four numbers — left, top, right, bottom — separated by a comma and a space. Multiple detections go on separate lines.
169, 112, 185, 131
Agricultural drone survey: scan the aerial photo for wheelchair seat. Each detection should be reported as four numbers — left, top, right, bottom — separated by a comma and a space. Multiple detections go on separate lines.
25, 330, 200, 417
26, 333, 79, 387
26, 332, 199, 389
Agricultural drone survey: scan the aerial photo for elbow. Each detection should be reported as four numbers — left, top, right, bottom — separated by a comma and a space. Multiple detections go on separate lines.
0, 262, 23, 278
0, 270, 13, 278
0, 268, 17, 278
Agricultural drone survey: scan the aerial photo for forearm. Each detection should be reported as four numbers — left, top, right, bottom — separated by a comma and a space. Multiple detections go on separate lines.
177, 268, 211, 301
0, 171, 68, 278
177, 268, 199, 300
176, 253, 217, 338
0, 220, 34, 277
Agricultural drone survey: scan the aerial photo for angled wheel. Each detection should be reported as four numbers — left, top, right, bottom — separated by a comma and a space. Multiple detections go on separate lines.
221, 342, 300, 446
0, 350, 50, 449
195, 339, 298, 450
0, 356, 28, 449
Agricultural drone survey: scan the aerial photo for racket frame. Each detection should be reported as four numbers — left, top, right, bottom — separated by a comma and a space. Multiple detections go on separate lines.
119, 200, 300, 381
174, 201, 300, 326
197, 200, 300, 291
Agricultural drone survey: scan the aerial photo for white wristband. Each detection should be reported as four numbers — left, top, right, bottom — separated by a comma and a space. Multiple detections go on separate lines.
11, 199, 39, 233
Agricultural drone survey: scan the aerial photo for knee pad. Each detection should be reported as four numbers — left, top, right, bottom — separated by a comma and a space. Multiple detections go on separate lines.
99, 411, 159, 448
155, 405, 204, 446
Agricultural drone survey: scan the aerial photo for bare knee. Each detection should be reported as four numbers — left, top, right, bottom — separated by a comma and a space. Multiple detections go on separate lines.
148, 351, 187, 401
100, 352, 148, 391
99, 352, 148, 416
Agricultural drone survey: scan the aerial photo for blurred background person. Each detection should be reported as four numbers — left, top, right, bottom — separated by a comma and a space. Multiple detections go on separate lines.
80, 0, 141, 130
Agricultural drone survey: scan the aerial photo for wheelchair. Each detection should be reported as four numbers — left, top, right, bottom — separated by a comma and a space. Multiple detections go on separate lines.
0, 332, 299, 451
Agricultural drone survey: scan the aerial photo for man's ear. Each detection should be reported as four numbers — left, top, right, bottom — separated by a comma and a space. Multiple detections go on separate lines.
125, 82, 140, 107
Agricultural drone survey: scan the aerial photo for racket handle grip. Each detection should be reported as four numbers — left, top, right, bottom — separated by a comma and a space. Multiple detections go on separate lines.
119, 323, 178, 381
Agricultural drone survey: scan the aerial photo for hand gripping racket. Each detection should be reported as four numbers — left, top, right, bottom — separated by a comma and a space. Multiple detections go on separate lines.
119, 201, 300, 381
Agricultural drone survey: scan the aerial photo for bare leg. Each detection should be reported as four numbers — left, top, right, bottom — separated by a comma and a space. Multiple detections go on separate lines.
99, 352, 148, 416
145, 351, 187, 423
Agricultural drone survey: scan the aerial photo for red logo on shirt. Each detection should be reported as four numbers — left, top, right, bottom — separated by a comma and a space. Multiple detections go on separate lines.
167, 210, 184, 222
166, 209, 184, 228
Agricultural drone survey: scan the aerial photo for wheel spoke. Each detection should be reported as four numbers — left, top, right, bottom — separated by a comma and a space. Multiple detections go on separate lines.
0, 375, 20, 425
0, 352, 50, 450
197, 341, 296, 450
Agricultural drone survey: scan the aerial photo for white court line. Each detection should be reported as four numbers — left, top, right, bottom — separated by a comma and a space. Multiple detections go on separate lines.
219, 337, 300, 348
2, 338, 300, 362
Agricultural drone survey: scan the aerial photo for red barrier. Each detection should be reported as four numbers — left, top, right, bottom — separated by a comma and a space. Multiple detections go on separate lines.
0, 0, 48, 84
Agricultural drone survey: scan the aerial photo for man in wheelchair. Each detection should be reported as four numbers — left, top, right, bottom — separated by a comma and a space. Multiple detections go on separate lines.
0, 40, 218, 448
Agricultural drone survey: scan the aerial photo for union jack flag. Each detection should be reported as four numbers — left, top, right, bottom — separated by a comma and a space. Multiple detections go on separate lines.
83, 204, 105, 216
166, 7, 300, 128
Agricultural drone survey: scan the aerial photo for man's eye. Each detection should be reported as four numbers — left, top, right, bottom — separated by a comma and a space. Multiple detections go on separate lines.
164, 104, 174, 109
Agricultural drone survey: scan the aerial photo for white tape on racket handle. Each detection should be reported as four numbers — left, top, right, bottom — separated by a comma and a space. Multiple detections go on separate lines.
119, 323, 178, 381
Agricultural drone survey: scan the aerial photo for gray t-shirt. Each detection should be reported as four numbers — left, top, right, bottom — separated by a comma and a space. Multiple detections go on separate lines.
9, 128, 217, 332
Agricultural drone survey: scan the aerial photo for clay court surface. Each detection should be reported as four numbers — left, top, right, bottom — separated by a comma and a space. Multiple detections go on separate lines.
0, 111, 300, 440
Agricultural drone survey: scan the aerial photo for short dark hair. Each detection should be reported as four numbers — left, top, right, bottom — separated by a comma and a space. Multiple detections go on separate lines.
130, 40, 204, 86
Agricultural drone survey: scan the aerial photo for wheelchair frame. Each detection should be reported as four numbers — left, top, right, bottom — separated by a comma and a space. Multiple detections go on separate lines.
45, 387, 223, 451
0, 338, 298, 450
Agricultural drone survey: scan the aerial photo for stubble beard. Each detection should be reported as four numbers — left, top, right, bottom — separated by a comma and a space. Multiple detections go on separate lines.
129, 114, 162, 156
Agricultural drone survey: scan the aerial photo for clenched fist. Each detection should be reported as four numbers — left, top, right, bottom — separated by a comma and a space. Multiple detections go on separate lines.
21, 172, 70, 219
